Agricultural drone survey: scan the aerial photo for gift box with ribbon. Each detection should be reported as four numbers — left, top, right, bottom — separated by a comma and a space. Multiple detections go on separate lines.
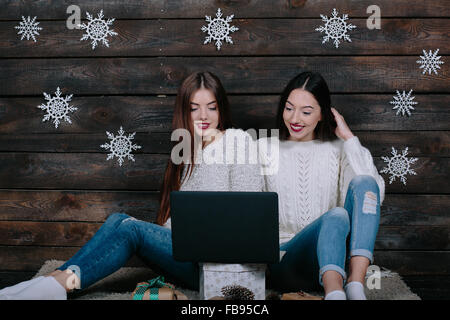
132, 276, 187, 300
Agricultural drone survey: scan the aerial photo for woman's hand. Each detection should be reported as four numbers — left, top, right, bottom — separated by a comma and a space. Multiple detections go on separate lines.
330, 107, 355, 141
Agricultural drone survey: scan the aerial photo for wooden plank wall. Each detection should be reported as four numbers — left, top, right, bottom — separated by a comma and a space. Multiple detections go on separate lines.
0, 0, 449, 297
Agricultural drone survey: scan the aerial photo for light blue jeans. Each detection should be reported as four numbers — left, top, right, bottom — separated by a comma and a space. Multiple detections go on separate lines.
58, 174, 379, 293
57, 215, 199, 290
266, 175, 381, 292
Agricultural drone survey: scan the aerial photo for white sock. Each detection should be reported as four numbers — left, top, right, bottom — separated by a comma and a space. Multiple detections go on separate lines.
324, 290, 347, 300
344, 281, 367, 300
1, 276, 67, 300
0, 276, 45, 297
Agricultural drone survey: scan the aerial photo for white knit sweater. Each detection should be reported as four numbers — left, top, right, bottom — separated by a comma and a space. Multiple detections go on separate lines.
163, 128, 263, 229
258, 136, 385, 244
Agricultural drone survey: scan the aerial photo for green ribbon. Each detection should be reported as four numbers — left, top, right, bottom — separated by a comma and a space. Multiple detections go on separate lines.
133, 276, 174, 300
149, 288, 159, 300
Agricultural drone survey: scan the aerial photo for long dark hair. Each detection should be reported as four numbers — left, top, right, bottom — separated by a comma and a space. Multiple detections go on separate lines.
156, 72, 233, 225
276, 71, 337, 141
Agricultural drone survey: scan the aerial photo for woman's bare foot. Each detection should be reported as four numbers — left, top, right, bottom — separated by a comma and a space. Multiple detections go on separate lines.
46, 269, 80, 292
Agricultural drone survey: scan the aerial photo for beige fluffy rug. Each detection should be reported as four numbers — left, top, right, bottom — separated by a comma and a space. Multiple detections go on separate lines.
34, 260, 420, 300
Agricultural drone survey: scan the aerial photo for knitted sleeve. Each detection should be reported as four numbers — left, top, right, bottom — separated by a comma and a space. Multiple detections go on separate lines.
338, 136, 386, 207
227, 129, 264, 192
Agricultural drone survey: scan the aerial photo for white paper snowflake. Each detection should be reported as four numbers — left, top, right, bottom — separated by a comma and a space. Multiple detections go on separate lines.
315, 8, 356, 48
78, 10, 118, 50
37, 87, 77, 129
380, 147, 418, 185
390, 89, 418, 116
416, 49, 445, 75
201, 8, 239, 50
100, 127, 142, 166
15, 16, 43, 42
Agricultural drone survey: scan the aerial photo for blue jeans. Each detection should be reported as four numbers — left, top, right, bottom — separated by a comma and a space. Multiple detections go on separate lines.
59, 174, 379, 293
266, 175, 381, 292
57, 214, 199, 290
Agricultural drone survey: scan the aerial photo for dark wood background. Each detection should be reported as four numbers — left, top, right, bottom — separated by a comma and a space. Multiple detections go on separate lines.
0, 0, 449, 299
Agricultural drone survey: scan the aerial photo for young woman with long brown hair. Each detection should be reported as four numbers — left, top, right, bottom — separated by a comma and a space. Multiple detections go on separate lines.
0, 71, 262, 299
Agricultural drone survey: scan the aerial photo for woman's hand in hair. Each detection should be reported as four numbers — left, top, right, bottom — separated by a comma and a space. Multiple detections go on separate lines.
330, 107, 355, 141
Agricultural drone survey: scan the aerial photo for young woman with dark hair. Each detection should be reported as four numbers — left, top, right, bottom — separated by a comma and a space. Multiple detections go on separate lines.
262, 71, 386, 300
0, 71, 262, 300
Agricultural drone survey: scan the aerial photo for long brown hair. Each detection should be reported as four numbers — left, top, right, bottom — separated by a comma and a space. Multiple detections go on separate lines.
156, 72, 233, 225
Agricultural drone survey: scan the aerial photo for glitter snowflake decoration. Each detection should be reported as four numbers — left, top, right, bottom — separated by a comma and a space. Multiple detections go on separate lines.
100, 127, 142, 166
37, 87, 77, 129
390, 89, 418, 116
315, 8, 356, 48
15, 16, 43, 42
380, 147, 418, 185
78, 10, 118, 50
416, 49, 445, 75
201, 8, 239, 50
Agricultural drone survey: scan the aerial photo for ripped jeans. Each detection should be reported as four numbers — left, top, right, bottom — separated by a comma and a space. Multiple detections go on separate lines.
57, 215, 199, 290
266, 175, 381, 292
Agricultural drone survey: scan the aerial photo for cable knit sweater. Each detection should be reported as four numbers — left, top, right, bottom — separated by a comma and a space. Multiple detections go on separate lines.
258, 136, 385, 244
163, 128, 263, 229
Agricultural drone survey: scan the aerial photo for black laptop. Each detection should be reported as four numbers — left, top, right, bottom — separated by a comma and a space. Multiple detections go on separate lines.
170, 191, 279, 264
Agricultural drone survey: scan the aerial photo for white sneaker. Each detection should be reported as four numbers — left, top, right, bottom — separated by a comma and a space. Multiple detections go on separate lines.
1, 276, 67, 300
0, 276, 44, 298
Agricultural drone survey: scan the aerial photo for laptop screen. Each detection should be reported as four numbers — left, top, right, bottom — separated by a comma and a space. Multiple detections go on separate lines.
170, 191, 279, 264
